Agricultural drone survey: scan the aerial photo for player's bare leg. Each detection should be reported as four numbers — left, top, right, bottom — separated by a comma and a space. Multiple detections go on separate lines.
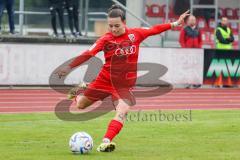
97, 99, 130, 152
113, 99, 130, 123
75, 95, 94, 110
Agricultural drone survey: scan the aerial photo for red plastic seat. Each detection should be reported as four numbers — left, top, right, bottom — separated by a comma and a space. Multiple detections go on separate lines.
233, 31, 239, 41
197, 17, 208, 31
233, 42, 239, 49
225, 8, 235, 19
203, 33, 215, 48
234, 8, 239, 19
201, 31, 210, 42
145, 5, 151, 17
230, 21, 238, 33
146, 4, 163, 17
218, 8, 225, 18
162, 4, 176, 18
208, 19, 216, 32
207, 32, 215, 49
210, 32, 215, 41
232, 25, 239, 49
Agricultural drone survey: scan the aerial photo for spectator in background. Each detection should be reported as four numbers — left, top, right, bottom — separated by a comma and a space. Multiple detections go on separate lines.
0, 0, 15, 34
179, 15, 202, 89
49, 0, 66, 38
214, 17, 234, 88
64, 0, 82, 37
179, 15, 202, 48
215, 17, 234, 49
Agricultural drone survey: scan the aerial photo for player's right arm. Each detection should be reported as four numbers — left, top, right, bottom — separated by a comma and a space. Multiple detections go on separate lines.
56, 36, 106, 78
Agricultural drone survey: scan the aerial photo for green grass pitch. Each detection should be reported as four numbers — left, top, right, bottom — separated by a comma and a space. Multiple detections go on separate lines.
0, 110, 240, 160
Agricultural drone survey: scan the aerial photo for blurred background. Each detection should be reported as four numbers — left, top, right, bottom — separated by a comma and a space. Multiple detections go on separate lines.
0, 0, 239, 48
0, 0, 239, 88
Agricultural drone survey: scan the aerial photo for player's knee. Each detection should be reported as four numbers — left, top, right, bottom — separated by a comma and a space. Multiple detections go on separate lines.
76, 101, 88, 110
76, 103, 87, 110
75, 95, 92, 110
76, 104, 85, 110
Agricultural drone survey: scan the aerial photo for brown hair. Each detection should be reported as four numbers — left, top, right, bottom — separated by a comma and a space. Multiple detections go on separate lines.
107, 4, 125, 21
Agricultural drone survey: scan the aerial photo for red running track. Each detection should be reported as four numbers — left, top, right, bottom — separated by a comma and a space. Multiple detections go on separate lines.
0, 88, 240, 113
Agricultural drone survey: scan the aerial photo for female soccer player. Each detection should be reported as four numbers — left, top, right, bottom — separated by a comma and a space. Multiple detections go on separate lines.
56, 5, 189, 152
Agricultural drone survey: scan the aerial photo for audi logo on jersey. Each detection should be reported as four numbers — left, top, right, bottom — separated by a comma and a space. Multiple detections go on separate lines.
104, 40, 137, 56
115, 45, 136, 56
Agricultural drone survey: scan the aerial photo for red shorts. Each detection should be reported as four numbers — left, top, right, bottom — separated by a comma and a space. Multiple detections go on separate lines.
84, 87, 115, 102
83, 70, 136, 105
83, 83, 135, 106
84, 86, 134, 100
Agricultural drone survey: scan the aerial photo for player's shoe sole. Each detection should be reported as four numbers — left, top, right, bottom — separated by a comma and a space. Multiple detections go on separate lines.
97, 142, 116, 152
67, 82, 87, 100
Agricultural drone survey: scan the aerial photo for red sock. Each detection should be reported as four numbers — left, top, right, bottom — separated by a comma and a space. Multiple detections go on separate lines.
103, 120, 123, 142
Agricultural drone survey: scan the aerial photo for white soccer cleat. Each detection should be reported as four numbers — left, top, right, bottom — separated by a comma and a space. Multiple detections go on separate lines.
97, 142, 116, 152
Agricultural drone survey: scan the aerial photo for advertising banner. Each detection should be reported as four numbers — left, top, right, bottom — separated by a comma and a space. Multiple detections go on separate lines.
204, 49, 240, 85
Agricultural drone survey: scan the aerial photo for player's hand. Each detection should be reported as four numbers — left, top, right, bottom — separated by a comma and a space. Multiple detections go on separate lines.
55, 65, 71, 79
176, 10, 190, 26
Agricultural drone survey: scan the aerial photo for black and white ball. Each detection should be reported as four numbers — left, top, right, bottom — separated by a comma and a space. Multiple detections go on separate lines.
69, 132, 93, 154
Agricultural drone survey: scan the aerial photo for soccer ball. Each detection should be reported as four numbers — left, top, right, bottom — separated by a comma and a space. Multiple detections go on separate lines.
69, 132, 93, 154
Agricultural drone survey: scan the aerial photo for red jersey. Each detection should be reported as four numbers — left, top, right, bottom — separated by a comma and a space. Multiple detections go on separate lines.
179, 26, 202, 48
69, 23, 171, 94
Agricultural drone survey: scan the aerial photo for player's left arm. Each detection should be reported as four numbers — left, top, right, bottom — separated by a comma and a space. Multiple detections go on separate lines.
136, 10, 190, 41
55, 36, 106, 78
